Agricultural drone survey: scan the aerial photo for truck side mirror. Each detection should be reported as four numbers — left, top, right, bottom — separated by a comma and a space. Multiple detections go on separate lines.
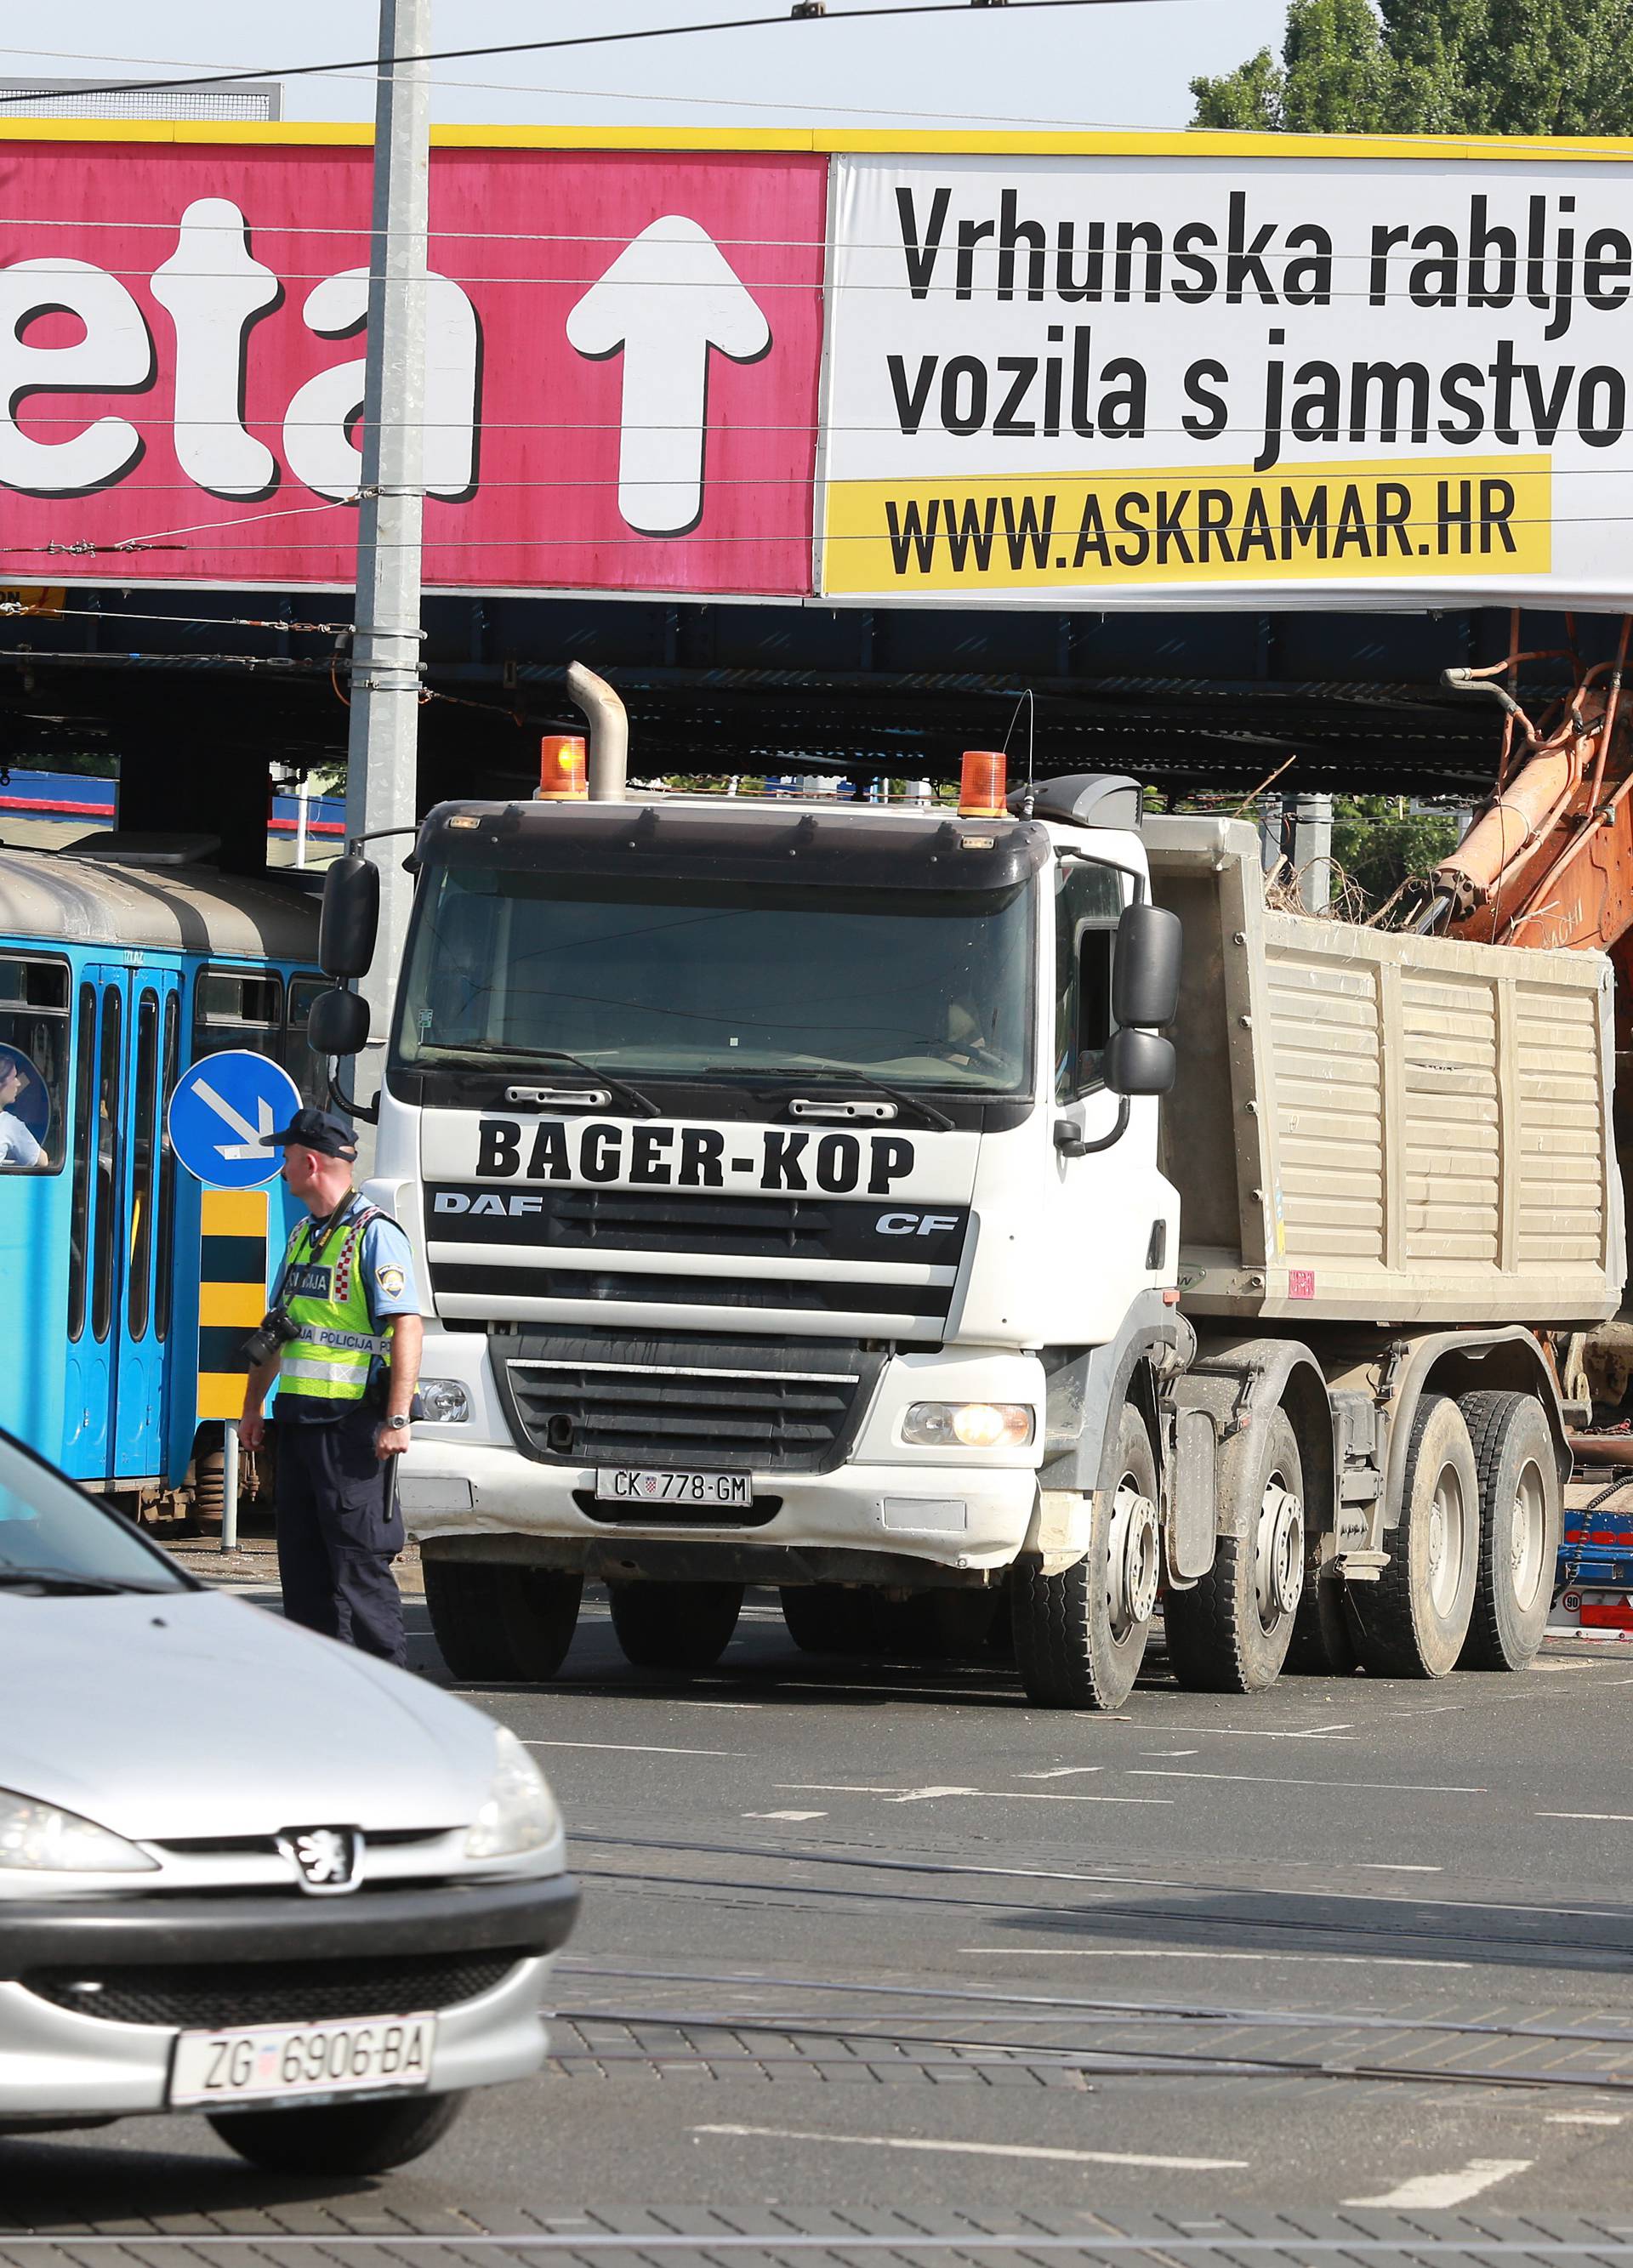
319, 854, 380, 980
307, 985, 371, 1060
1103, 1026, 1176, 1097
1112, 901, 1183, 1030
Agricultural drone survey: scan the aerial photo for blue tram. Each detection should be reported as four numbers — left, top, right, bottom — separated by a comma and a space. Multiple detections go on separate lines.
0, 843, 321, 1505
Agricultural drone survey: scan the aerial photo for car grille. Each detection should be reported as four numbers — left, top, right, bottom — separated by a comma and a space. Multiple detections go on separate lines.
25, 1950, 526, 2031
490, 1326, 883, 1476
425, 1184, 967, 1338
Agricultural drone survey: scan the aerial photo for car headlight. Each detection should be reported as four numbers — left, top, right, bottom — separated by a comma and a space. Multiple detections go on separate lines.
902, 1401, 1034, 1450
464, 1728, 560, 1860
0, 1788, 157, 1873
418, 1379, 470, 1424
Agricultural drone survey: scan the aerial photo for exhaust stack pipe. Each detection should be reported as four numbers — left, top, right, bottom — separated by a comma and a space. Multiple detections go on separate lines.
566, 661, 628, 803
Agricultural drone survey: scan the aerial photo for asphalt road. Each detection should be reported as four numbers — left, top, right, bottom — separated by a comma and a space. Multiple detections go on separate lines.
8, 1577, 1633, 2260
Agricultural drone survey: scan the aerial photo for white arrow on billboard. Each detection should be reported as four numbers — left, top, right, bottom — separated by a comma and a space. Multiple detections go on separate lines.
566, 215, 771, 537
191, 1076, 275, 1162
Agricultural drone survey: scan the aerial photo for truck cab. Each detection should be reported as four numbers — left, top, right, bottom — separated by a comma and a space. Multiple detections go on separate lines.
353, 761, 1191, 1699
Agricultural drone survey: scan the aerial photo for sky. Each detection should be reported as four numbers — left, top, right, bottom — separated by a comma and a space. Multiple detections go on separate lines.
0, 2, 1289, 134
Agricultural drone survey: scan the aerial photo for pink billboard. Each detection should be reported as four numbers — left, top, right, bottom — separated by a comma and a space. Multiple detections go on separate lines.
0, 138, 826, 595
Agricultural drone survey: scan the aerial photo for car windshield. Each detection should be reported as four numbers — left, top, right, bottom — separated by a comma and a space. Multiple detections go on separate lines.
395, 867, 1034, 1095
0, 1434, 190, 1593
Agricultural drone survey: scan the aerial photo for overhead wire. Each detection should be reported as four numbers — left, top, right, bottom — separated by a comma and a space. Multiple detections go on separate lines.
0, 1, 1187, 111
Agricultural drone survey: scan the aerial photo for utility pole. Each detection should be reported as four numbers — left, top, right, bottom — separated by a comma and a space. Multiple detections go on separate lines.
344, 0, 430, 1137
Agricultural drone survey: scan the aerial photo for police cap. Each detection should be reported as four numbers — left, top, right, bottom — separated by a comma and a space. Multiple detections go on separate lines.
261, 1105, 359, 1161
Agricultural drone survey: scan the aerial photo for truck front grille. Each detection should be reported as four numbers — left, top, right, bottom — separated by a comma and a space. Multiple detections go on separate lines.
490, 1327, 882, 1475
424, 1184, 968, 1339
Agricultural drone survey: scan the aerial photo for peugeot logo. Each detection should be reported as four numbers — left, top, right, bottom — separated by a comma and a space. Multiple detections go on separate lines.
277, 1825, 362, 1896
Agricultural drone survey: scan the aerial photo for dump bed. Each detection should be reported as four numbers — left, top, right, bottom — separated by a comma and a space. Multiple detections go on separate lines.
1145, 815, 1624, 1327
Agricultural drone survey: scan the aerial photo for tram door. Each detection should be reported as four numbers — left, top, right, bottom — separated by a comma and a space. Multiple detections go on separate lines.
62, 968, 181, 1483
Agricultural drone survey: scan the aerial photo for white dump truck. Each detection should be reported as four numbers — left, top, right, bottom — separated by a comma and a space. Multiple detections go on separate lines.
309, 671, 1622, 1707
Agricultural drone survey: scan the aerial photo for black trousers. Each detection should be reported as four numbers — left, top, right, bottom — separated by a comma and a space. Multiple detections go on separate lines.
274, 1406, 407, 1667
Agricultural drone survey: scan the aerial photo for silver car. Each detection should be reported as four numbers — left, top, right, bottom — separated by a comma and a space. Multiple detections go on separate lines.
0, 1428, 578, 2175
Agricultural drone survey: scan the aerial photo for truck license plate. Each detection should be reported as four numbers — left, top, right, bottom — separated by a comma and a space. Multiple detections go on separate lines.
596, 1469, 753, 1509
169, 2013, 435, 2106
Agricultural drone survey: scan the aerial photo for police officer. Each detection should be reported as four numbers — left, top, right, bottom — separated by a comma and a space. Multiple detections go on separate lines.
239, 1106, 423, 1667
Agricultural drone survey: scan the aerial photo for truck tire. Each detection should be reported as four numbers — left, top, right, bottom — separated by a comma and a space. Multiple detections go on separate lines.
1456, 1390, 1560, 1672
1283, 1573, 1360, 1676
423, 1560, 521, 1681
780, 1584, 871, 1655
1164, 1409, 1304, 1694
209, 2089, 464, 2174
610, 1579, 743, 1671
1351, 1394, 1480, 1678
499, 1568, 583, 1680
1011, 1401, 1159, 1710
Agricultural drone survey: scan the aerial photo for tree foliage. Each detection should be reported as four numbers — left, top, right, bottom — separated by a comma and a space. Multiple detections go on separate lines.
1330, 794, 1461, 910
1192, 0, 1633, 136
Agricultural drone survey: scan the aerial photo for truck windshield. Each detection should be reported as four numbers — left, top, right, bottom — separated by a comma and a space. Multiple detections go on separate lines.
395, 867, 1033, 1094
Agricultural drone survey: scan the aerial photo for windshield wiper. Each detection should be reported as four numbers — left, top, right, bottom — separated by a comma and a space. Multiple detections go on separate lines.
425, 1044, 658, 1118
703, 1060, 954, 1134
0, 1567, 168, 1595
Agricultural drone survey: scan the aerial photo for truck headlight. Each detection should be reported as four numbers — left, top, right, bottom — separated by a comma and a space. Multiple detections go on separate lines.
902, 1402, 1034, 1450
0, 1789, 157, 1873
464, 1728, 560, 1860
418, 1378, 470, 1424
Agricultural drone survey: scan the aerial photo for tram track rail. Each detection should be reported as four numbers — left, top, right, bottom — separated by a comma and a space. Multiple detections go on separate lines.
570, 1827, 1633, 1971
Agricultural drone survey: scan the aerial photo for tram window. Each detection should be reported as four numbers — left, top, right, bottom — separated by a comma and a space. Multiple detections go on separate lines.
128, 993, 157, 1342
0, 954, 68, 1174
154, 993, 179, 1344
67, 984, 94, 1342
193, 969, 283, 1063
284, 975, 331, 1107
91, 990, 122, 1345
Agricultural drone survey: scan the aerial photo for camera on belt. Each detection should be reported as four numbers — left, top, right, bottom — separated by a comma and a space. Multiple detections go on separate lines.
242, 1305, 301, 1367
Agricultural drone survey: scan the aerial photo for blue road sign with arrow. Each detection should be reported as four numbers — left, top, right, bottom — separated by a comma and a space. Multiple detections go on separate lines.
167, 1051, 303, 1190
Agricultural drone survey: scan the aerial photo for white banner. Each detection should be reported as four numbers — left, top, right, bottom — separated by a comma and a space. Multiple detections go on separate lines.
818, 151, 1633, 609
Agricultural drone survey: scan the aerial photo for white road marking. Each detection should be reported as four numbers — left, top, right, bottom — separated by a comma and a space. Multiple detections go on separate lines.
693, 2123, 1247, 2173
1143, 1723, 1358, 1742
520, 1739, 745, 1758
678, 1701, 764, 1710
1018, 1766, 1105, 1780
1546, 2112, 1624, 2125
1141, 1749, 1199, 1758
1128, 1771, 1485, 1794
1346, 2158, 1531, 2209
1357, 1863, 1443, 1873
956, 1947, 1471, 1969
777, 1782, 1171, 1807
743, 1810, 828, 1822
1539, 1810, 1633, 1822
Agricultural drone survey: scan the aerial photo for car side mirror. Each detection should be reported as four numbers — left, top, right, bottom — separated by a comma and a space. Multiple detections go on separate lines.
319, 854, 380, 981
307, 985, 371, 1060
1112, 901, 1183, 1030
1103, 1026, 1176, 1098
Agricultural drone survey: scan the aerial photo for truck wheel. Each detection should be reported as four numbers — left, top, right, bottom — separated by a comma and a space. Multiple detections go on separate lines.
499, 1568, 583, 1680
1351, 1394, 1480, 1678
423, 1560, 521, 1681
781, 1584, 871, 1654
208, 2089, 464, 2174
1164, 1410, 1304, 1694
1457, 1390, 1561, 1672
1011, 1401, 1159, 1710
610, 1579, 743, 1671
1283, 1573, 1360, 1676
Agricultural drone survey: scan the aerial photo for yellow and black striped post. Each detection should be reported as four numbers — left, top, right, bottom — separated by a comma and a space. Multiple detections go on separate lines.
196, 1187, 271, 1423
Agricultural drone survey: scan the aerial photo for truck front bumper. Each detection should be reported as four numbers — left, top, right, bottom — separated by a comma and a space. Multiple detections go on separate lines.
401, 1444, 1038, 1575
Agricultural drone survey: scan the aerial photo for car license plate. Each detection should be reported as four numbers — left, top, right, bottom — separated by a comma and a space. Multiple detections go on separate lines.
595, 1468, 753, 1509
168, 2012, 436, 2106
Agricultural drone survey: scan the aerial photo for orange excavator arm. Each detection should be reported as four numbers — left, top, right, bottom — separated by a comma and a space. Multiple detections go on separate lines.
1433, 619, 1633, 976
